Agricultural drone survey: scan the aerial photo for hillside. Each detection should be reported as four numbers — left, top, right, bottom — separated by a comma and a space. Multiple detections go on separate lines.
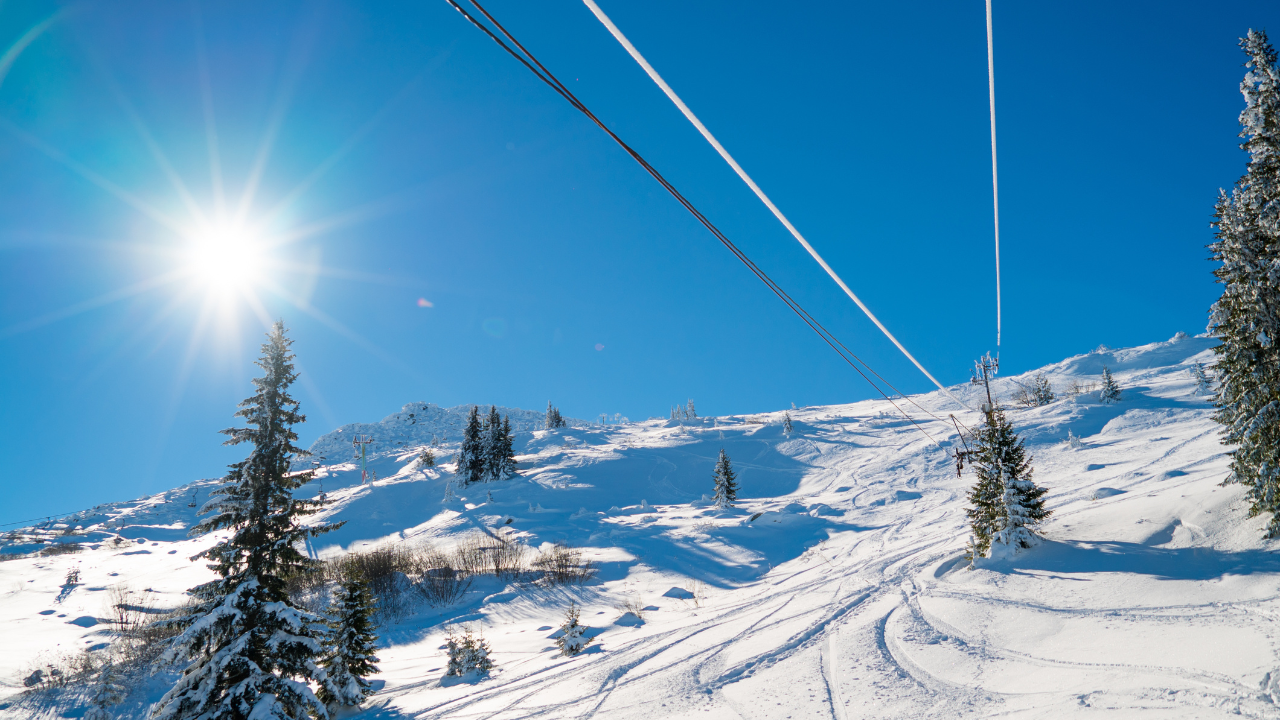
4, 333, 1278, 719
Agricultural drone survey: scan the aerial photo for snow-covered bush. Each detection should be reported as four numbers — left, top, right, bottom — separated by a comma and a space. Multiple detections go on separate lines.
445, 625, 494, 676
555, 602, 593, 657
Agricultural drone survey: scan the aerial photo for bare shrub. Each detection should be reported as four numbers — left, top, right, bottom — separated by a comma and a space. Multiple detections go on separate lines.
452, 534, 491, 577
1066, 379, 1098, 397
620, 595, 646, 620
451, 532, 528, 580
336, 546, 404, 598
417, 545, 470, 606
689, 579, 706, 607
40, 543, 83, 556
488, 537, 528, 579
532, 543, 597, 586
331, 542, 471, 620
105, 584, 154, 637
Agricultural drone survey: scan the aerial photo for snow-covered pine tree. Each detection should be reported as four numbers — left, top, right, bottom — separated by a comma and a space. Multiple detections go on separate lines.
84, 659, 124, 720
783, 412, 793, 436
966, 404, 1050, 558
686, 399, 697, 418
555, 602, 593, 657
1191, 362, 1214, 395
152, 321, 338, 720
498, 415, 517, 478
546, 402, 565, 429
1099, 366, 1121, 404
1212, 30, 1280, 536
445, 626, 494, 676
1031, 373, 1055, 406
483, 405, 504, 482
712, 449, 738, 509
319, 577, 380, 708
419, 447, 435, 468
456, 406, 485, 486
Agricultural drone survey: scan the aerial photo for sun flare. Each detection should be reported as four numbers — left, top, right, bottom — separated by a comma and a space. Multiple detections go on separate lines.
185, 224, 265, 299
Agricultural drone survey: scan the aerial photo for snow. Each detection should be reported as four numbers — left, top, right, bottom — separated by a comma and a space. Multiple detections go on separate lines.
6, 333, 1280, 717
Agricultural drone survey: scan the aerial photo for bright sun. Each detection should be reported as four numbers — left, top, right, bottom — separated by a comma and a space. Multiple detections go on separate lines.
185, 224, 265, 299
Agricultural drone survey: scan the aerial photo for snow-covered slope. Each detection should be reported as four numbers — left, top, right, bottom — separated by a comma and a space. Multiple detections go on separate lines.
6, 333, 1280, 718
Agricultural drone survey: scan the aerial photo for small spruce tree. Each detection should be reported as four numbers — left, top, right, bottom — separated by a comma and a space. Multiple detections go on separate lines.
1099, 366, 1121, 403
712, 449, 738, 509
555, 602, 593, 657
152, 321, 338, 720
1191, 362, 1214, 396
783, 412, 793, 436
456, 406, 485, 486
445, 626, 494, 676
84, 660, 124, 720
419, 447, 436, 468
966, 404, 1050, 559
319, 577, 380, 708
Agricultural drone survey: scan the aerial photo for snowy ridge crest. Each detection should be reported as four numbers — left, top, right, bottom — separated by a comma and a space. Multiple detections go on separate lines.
305, 402, 585, 464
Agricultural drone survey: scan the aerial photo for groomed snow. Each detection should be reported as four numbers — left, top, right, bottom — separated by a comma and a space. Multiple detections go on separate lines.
4, 333, 1279, 718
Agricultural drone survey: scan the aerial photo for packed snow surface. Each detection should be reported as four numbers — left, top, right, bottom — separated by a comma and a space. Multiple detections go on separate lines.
5, 334, 1280, 718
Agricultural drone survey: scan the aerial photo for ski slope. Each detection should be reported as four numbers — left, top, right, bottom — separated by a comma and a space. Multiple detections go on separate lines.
4, 333, 1279, 719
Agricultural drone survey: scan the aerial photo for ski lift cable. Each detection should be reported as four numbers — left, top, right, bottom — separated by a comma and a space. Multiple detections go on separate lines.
580, 0, 971, 414
986, 0, 1002, 349
445, 0, 947, 450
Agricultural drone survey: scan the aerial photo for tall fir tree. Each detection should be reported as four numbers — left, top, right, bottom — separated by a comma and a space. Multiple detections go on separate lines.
498, 415, 518, 478
1099, 366, 1122, 404
456, 406, 485, 486
319, 577, 380, 708
966, 405, 1050, 558
712, 449, 738, 509
1211, 30, 1280, 536
483, 406, 505, 482
152, 321, 339, 720
545, 401, 564, 429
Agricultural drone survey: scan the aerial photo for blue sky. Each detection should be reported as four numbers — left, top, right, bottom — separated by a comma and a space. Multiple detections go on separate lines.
0, 0, 1275, 525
